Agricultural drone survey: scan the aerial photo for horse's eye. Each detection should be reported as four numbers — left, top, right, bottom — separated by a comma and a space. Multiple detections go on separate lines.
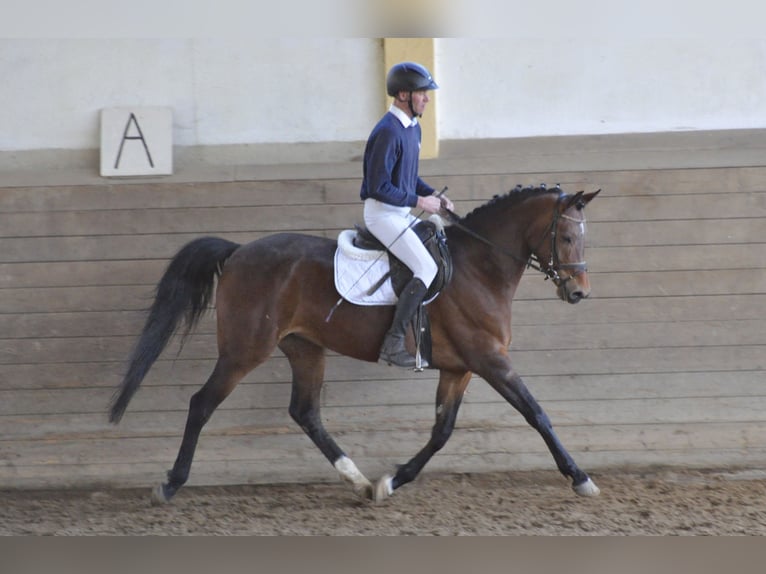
561, 235, 573, 245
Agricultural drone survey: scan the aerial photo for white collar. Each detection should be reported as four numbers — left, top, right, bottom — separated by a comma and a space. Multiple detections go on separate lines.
389, 104, 418, 128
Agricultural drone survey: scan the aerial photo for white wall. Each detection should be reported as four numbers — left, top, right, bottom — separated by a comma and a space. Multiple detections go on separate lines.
436, 39, 766, 139
0, 38, 382, 151
2, 38, 766, 154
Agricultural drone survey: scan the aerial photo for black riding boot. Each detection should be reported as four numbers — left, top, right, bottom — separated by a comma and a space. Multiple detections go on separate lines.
379, 277, 428, 368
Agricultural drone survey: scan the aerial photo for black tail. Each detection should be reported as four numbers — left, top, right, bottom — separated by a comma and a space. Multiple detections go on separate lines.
109, 236, 240, 424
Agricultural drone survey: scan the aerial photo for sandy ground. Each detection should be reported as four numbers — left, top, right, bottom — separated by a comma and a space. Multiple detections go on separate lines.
2, 467, 766, 535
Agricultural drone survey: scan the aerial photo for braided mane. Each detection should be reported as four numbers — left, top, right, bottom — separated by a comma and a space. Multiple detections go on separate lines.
460, 184, 562, 224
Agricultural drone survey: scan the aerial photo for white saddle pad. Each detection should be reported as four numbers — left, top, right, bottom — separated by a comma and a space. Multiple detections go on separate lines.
334, 230, 398, 306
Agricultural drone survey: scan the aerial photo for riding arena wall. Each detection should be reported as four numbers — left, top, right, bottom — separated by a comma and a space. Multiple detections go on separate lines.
1, 130, 765, 489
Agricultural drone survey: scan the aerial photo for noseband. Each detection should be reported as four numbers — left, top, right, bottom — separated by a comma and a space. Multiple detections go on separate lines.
444, 193, 588, 286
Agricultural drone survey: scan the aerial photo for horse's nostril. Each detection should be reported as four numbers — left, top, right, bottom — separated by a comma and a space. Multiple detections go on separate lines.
569, 291, 584, 303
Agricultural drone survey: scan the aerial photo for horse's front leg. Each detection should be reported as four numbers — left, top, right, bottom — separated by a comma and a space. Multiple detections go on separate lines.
374, 370, 472, 503
480, 354, 600, 497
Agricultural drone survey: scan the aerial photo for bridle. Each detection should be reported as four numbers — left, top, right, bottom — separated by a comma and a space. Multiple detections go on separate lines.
443, 193, 588, 288
537, 201, 588, 287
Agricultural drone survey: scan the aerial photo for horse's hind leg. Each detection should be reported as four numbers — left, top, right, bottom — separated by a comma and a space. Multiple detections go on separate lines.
151, 357, 247, 504
280, 334, 373, 500
374, 370, 472, 502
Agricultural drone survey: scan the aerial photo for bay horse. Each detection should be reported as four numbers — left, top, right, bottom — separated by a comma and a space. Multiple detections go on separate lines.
109, 185, 601, 504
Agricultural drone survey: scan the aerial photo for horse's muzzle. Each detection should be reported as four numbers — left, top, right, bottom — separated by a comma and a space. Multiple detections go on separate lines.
557, 273, 590, 304
565, 288, 588, 304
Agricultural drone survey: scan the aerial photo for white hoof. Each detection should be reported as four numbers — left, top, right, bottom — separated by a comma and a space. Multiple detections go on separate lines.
573, 477, 601, 497
334, 456, 374, 500
374, 475, 394, 504
150, 483, 170, 505
352, 479, 374, 501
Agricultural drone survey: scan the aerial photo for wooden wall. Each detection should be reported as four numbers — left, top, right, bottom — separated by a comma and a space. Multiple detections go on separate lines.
1, 160, 765, 490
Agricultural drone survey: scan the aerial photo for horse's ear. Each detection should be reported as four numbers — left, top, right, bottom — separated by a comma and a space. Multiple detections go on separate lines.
565, 191, 585, 211
574, 189, 601, 209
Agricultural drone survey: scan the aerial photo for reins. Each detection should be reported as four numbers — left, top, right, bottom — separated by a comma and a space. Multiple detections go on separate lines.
442, 192, 588, 286
441, 208, 530, 264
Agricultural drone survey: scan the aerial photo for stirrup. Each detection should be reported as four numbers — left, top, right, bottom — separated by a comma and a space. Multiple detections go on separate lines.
379, 341, 429, 369
380, 350, 428, 369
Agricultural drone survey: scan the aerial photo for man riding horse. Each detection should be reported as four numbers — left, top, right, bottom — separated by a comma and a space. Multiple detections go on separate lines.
359, 62, 455, 368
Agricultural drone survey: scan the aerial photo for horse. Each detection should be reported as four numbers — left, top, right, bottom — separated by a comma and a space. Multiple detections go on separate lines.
109, 184, 602, 504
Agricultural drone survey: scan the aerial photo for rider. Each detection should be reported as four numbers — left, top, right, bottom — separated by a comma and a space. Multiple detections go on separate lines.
359, 61, 454, 368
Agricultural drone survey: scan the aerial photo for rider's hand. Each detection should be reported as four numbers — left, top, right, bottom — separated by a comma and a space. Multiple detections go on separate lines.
417, 194, 443, 214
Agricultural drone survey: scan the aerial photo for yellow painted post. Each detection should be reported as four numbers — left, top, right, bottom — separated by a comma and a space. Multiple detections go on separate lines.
382, 38, 439, 159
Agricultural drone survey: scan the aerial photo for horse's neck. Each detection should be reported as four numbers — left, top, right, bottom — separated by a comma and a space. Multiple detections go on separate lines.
451, 205, 533, 286
469, 202, 536, 259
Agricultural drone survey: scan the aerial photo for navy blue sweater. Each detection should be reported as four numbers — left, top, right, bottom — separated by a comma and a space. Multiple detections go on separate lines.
359, 112, 435, 207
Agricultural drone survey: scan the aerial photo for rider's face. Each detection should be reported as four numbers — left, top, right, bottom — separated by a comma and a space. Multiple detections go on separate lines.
396, 89, 430, 118
409, 90, 430, 116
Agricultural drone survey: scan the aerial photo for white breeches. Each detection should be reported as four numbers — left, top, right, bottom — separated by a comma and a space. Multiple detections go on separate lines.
363, 198, 438, 287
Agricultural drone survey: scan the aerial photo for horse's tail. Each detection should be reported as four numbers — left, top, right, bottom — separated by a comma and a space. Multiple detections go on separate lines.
109, 236, 240, 424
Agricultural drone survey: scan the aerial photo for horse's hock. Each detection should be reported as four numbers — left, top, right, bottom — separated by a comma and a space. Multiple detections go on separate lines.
2, 133, 766, 491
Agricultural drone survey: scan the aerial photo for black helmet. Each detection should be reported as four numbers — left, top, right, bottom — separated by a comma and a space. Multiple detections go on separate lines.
386, 62, 439, 96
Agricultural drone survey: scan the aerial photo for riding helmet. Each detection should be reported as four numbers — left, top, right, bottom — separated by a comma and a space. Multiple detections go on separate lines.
386, 62, 439, 96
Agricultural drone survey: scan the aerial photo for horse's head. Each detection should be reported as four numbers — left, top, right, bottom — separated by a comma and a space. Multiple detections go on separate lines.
448, 185, 601, 303
530, 189, 600, 304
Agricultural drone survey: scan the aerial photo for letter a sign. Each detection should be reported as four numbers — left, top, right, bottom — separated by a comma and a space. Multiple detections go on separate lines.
100, 107, 173, 177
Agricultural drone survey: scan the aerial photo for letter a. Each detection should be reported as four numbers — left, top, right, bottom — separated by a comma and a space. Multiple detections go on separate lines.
114, 113, 155, 169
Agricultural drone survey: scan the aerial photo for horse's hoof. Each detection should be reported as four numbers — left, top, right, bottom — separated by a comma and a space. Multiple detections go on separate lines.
334, 456, 374, 501
353, 480, 374, 501
150, 483, 171, 505
374, 475, 394, 504
573, 477, 600, 497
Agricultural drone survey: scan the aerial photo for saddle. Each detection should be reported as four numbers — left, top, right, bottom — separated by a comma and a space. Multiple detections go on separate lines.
352, 218, 453, 301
